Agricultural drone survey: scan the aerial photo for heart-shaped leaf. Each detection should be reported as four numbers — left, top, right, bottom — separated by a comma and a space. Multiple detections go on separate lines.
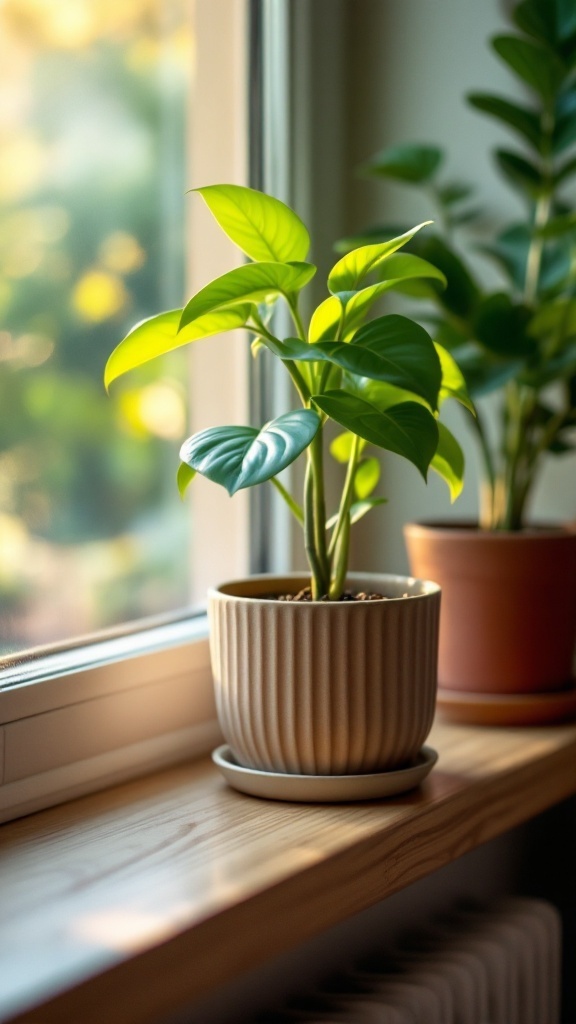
430, 421, 465, 502
313, 391, 438, 479
193, 184, 310, 263
328, 223, 429, 293
309, 295, 343, 343
179, 409, 320, 495
179, 261, 316, 329
105, 306, 253, 388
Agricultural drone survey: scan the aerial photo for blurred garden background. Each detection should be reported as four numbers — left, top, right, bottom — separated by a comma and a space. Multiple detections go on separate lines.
0, 0, 193, 655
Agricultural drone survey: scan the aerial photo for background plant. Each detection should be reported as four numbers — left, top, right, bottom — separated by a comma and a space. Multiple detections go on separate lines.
338, 0, 576, 531
106, 185, 472, 599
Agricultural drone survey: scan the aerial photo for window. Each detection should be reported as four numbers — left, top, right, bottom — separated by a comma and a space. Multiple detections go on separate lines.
0, 0, 256, 822
0, 0, 199, 655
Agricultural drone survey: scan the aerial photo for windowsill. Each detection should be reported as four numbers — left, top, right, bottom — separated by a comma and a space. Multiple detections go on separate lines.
2, 718, 576, 1024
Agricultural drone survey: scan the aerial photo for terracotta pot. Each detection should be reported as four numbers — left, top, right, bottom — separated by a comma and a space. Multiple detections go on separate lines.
404, 523, 576, 695
208, 572, 440, 775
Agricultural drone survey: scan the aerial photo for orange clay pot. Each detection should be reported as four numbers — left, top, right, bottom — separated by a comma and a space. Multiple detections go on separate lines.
404, 523, 576, 695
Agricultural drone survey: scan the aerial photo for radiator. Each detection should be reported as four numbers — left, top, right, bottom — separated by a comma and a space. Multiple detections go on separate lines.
254, 898, 562, 1024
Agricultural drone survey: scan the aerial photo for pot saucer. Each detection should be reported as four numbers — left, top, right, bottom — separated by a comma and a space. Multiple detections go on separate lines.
437, 684, 576, 726
211, 745, 438, 803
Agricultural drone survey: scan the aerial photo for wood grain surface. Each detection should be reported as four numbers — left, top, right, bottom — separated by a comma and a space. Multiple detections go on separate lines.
1, 720, 575, 1024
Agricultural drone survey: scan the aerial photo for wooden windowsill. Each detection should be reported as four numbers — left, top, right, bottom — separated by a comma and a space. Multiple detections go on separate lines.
1, 719, 576, 1024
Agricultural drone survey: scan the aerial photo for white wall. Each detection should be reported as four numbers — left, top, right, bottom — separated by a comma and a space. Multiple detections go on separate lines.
342, 0, 576, 575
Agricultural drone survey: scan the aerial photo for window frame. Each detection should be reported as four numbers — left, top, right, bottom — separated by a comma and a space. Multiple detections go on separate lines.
0, 0, 261, 823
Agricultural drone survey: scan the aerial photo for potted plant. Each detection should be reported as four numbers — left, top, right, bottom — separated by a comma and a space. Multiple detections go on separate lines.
106, 184, 470, 797
339, 0, 576, 720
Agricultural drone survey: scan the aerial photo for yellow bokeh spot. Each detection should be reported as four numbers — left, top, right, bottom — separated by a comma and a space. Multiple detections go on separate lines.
100, 231, 145, 274
0, 513, 29, 581
120, 382, 187, 440
72, 269, 129, 322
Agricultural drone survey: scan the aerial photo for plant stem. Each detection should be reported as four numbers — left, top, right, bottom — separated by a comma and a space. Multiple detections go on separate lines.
270, 476, 304, 524
304, 450, 328, 598
466, 408, 497, 529
328, 434, 361, 597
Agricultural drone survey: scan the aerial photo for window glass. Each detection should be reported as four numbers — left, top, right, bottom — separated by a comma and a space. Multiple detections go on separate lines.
0, 0, 194, 655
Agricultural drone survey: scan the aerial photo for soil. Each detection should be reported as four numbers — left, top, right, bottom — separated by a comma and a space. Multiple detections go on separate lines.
276, 587, 388, 602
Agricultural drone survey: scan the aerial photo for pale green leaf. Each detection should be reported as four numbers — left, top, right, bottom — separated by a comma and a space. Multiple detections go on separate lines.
329, 431, 367, 463
430, 421, 465, 502
308, 296, 343, 343
434, 343, 475, 414
179, 261, 316, 329
354, 457, 380, 499
326, 497, 387, 530
105, 306, 253, 388
328, 223, 430, 293
177, 462, 196, 498
179, 409, 320, 495
193, 184, 310, 263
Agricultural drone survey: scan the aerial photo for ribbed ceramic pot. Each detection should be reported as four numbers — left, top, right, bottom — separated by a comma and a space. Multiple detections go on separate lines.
404, 522, 576, 695
208, 572, 440, 776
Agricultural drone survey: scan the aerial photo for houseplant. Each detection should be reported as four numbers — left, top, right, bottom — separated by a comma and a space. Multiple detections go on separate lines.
339, 0, 576, 715
106, 184, 470, 793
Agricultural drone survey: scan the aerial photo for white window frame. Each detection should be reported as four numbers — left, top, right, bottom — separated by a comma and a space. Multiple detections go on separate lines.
0, 0, 259, 824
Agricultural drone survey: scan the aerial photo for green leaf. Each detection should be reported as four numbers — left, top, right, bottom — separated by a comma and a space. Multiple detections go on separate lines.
530, 297, 576, 337
495, 149, 543, 197
192, 184, 310, 263
492, 35, 565, 104
313, 391, 439, 480
354, 457, 380, 499
179, 409, 320, 496
437, 182, 475, 207
309, 296, 343, 343
358, 143, 443, 183
520, 340, 576, 386
328, 223, 430, 293
333, 224, 411, 255
315, 253, 446, 341
330, 431, 367, 463
276, 315, 442, 410
179, 261, 316, 329
105, 306, 253, 388
326, 497, 387, 531
349, 315, 442, 409
430, 421, 465, 502
514, 0, 576, 46
467, 93, 543, 151
413, 235, 480, 319
554, 152, 576, 184
553, 110, 576, 152
177, 462, 196, 498
473, 294, 536, 358
434, 343, 475, 414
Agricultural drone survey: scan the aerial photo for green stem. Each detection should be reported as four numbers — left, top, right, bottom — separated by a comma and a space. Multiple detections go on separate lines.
304, 455, 328, 598
328, 434, 361, 597
287, 295, 307, 341
467, 408, 497, 529
270, 477, 304, 525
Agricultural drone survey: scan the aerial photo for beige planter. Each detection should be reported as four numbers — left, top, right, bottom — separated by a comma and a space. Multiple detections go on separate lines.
208, 572, 440, 776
